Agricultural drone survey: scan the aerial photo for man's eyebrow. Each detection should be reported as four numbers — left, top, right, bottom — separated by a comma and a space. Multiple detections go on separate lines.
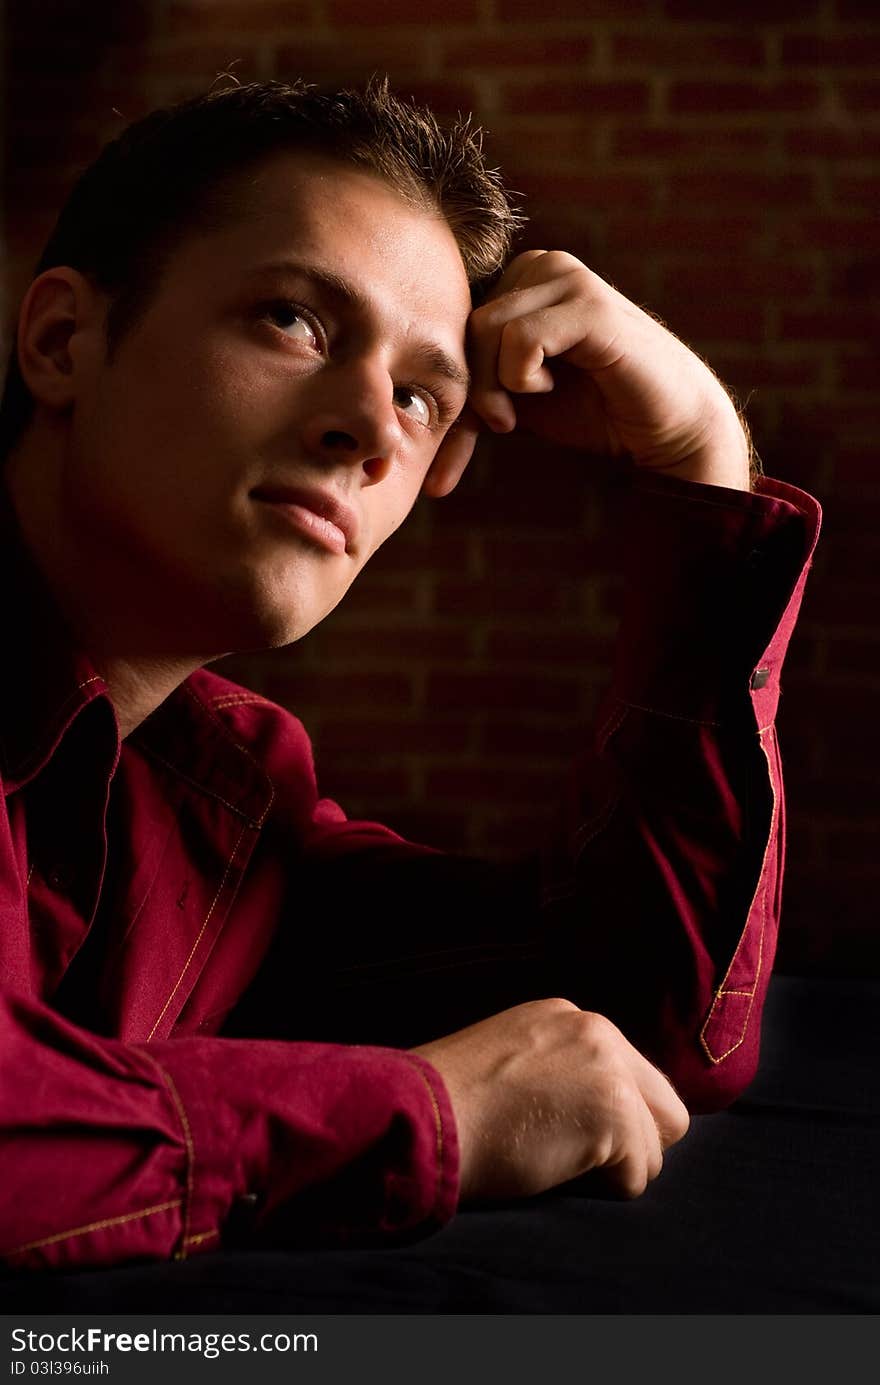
247, 259, 471, 395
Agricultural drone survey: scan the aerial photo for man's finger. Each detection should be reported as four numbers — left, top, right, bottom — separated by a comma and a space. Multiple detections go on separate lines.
421, 406, 481, 498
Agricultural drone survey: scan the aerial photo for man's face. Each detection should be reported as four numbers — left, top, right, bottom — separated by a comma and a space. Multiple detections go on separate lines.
66, 154, 473, 652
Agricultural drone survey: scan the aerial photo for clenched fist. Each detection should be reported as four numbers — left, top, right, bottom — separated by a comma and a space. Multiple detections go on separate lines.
424, 250, 752, 498
412, 997, 690, 1203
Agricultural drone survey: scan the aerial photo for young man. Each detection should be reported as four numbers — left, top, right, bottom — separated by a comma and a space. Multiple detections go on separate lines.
0, 79, 820, 1272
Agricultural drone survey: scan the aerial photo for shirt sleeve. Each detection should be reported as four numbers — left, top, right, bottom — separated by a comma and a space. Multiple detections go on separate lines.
243, 468, 822, 1116
0, 988, 458, 1272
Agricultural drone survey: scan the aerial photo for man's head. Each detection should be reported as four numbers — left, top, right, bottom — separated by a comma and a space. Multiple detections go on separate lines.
2, 79, 522, 656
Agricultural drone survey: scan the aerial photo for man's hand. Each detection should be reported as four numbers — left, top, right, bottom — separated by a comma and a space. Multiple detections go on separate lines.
411, 997, 690, 1203
424, 250, 751, 498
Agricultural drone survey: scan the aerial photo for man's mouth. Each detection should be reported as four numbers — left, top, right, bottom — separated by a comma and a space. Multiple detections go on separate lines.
250, 484, 358, 556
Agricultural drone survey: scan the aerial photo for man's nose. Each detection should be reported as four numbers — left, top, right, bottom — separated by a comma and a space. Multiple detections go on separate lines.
301, 364, 404, 483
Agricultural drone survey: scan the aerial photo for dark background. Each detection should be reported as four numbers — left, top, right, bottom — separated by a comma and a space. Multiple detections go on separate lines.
2, 0, 878, 977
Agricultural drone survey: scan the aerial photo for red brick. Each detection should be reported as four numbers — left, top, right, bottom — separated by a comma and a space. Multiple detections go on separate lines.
330, 0, 477, 22
503, 81, 649, 118
330, 580, 421, 619
516, 171, 656, 213
434, 577, 581, 620
782, 33, 880, 66
317, 765, 414, 802
309, 625, 473, 664
320, 718, 471, 755
668, 171, 815, 209
780, 307, 879, 341
426, 671, 579, 716
663, 261, 816, 300
784, 216, 880, 252
836, 450, 880, 486
481, 717, 580, 757
667, 0, 820, 16
825, 537, 880, 582
10, 1, 153, 44
839, 80, 880, 113
367, 532, 473, 576
425, 763, 565, 802
387, 808, 471, 852
487, 122, 605, 170
837, 354, 879, 390
830, 259, 880, 300
666, 302, 766, 345
669, 81, 821, 116
264, 671, 416, 712
500, 0, 650, 15
606, 214, 762, 253
824, 639, 880, 677
390, 82, 479, 117
483, 534, 591, 576
485, 628, 614, 666
837, 0, 880, 16
709, 354, 823, 392
824, 494, 880, 533
611, 126, 771, 159
163, 1, 313, 37
612, 32, 765, 68
139, 43, 261, 78
784, 127, 880, 158
832, 174, 880, 208
274, 37, 432, 82
479, 809, 559, 856
443, 36, 595, 69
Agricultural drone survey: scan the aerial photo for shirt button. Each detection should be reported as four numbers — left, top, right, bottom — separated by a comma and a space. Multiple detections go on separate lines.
47, 864, 75, 891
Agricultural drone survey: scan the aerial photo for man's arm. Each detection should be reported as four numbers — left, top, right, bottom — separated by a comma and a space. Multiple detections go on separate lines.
0, 985, 459, 1271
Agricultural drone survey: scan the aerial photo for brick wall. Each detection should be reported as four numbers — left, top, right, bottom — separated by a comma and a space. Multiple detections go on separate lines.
3, 0, 878, 975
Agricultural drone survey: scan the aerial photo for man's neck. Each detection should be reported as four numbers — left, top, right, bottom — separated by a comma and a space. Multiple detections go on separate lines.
89, 653, 204, 740
5, 434, 214, 739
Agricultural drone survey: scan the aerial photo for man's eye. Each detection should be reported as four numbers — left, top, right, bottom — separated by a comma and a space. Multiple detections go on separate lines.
393, 386, 432, 427
265, 301, 320, 350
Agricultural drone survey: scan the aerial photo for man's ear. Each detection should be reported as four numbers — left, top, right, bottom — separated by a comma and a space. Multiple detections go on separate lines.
15, 267, 107, 413
421, 405, 482, 499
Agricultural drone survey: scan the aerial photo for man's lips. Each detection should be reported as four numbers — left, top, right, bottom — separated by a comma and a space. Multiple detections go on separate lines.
250, 484, 358, 555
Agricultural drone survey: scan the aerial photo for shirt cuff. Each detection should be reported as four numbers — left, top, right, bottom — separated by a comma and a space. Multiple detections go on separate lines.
144, 1037, 460, 1256
606, 468, 822, 726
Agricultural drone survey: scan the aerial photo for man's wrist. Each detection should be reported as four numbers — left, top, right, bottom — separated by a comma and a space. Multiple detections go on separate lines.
635, 405, 753, 493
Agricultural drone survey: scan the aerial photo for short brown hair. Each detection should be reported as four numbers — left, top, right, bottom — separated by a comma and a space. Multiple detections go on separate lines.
0, 76, 524, 454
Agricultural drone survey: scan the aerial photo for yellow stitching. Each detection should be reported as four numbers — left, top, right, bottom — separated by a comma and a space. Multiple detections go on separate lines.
596, 700, 628, 750
155, 1067, 195, 1258
210, 695, 268, 709
134, 747, 263, 825
146, 822, 250, 1041
718, 989, 755, 998
574, 792, 622, 854
4, 1200, 181, 1258
700, 726, 777, 1064
401, 1055, 445, 1215
184, 1229, 219, 1248
183, 684, 277, 825
25, 861, 34, 889
138, 684, 277, 829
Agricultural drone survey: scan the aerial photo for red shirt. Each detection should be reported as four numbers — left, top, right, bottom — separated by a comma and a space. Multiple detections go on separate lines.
0, 468, 821, 1271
